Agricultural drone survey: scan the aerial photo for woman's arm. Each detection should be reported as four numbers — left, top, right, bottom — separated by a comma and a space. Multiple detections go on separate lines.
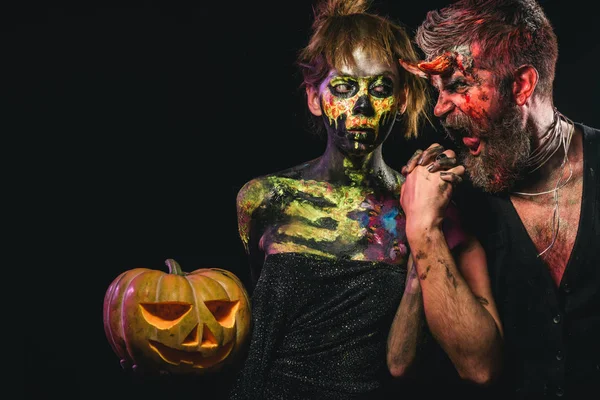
386, 255, 425, 377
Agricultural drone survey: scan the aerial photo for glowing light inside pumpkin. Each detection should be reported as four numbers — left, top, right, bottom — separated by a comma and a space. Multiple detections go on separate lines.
148, 340, 234, 367
205, 300, 240, 328
201, 325, 218, 348
137, 299, 242, 368
139, 302, 192, 330
182, 325, 199, 346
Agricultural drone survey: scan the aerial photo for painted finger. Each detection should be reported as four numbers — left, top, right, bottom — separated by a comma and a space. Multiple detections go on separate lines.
426, 153, 458, 173
417, 143, 445, 166
441, 148, 456, 159
440, 171, 464, 185
404, 149, 424, 174
446, 165, 466, 177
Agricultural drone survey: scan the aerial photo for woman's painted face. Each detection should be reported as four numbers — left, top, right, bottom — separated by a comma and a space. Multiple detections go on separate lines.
319, 48, 402, 155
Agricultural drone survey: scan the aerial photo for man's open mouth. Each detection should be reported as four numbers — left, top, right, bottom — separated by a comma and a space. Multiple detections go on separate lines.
462, 136, 482, 155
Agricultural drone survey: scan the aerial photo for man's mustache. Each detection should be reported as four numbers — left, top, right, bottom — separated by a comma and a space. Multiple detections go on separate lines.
442, 113, 486, 137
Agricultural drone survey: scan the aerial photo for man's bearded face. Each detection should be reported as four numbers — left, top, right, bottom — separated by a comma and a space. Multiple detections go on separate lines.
400, 47, 535, 193
442, 97, 532, 193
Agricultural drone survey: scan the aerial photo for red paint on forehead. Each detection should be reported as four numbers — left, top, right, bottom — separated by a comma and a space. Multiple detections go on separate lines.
454, 54, 468, 75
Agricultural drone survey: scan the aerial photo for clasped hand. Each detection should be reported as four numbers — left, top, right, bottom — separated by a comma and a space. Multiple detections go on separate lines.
400, 143, 465, 232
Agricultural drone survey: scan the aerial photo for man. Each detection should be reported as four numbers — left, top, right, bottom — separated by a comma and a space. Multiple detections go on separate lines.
393, 0, 600, 398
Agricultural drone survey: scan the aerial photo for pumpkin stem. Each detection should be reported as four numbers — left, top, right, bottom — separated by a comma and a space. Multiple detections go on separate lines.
165, 259, 185, 275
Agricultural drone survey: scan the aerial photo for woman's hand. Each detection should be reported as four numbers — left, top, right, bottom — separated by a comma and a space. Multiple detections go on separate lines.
401, 143, 462, 183
400, 143, 465, 233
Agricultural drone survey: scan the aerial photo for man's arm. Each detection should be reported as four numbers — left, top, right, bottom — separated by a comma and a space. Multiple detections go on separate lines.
416, 229, 503, 384
399, 162, 503, 385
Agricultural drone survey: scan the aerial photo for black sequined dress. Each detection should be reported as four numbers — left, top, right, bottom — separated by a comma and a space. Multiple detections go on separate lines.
229, 252, 406, 399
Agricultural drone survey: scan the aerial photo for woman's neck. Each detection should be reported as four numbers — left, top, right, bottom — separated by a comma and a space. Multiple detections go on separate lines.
311, 146, 394, 188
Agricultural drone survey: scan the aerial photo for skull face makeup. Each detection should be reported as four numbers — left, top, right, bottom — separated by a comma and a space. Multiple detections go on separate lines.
317, 48, 404, 156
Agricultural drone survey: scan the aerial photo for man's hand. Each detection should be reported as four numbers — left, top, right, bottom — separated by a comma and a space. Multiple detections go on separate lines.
400, 143, 465, 232
401, 143, 462, 184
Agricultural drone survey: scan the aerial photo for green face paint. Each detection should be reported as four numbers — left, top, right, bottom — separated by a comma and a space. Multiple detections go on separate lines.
322, 75, 397, 142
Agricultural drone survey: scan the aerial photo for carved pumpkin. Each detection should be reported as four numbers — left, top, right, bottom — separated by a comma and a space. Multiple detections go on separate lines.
103, 259, 251, 375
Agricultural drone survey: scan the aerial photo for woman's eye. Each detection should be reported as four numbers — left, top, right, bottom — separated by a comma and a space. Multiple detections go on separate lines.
370, 84, 393, 97
333, 84, 353, 94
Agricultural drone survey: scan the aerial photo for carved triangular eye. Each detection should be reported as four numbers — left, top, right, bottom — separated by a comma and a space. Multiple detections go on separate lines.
139, 302, 192, 329
204, 300, 240, 328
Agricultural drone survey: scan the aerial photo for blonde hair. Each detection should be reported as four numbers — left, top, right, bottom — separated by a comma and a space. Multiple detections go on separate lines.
297, 0, 430, 138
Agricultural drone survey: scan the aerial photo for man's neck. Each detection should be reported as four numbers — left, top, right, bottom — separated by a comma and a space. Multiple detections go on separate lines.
512, 101, 575, 194
513, 120, 580, 196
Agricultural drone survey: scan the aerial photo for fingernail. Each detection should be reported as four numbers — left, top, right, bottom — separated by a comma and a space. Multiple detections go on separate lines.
435, 153, 447, 161
409, 149, 423, 162
417, 156, 424, 165
427, 164, 435, 172
440, 171, 451, 176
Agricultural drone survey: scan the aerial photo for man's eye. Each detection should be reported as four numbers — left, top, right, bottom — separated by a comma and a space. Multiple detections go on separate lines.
447, 81, 469, 94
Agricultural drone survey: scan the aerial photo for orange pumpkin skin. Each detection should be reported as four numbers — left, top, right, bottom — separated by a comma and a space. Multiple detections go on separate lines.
103, 259, 251, 375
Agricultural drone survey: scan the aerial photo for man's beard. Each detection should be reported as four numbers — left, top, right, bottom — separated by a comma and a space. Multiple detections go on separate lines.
443, 103, 532, 193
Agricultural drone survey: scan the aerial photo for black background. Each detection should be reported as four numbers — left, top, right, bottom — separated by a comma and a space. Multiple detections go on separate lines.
14, 1, 598, 398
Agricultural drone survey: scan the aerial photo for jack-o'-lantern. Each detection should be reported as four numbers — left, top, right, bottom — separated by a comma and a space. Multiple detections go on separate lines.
103, 259, 251, 375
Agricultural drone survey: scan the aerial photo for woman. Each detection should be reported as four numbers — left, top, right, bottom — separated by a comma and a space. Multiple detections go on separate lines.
230, 0, 503, 398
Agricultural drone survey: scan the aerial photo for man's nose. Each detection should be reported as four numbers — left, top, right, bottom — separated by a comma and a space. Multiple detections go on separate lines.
433, 93, 454, 118
352, 95, 375, 117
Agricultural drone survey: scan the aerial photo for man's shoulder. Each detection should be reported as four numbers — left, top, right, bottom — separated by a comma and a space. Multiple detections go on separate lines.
577, 122, 600, 168
577, 121, 600, 141
577, 121, 600, 131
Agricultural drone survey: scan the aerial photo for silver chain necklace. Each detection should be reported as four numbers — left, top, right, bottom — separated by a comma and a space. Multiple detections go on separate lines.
511, 108, 575, 257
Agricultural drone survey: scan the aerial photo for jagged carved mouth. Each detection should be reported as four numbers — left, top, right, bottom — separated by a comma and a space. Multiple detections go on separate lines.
148, 339, 234, 368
